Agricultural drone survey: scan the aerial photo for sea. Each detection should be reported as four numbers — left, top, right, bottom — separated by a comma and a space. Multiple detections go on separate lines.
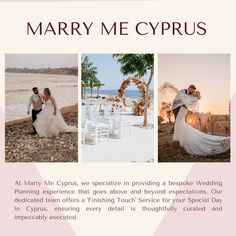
85, 89, 154, 99
5, 73, 78, 122
5, 73, 154, 121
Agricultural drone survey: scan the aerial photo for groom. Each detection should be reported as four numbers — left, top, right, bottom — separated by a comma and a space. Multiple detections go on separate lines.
172, 85, 196, 120
27, 87, 43, 135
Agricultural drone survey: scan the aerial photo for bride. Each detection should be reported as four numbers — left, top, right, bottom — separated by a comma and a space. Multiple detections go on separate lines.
33, 88, 78, 137
159, 82, 230, 156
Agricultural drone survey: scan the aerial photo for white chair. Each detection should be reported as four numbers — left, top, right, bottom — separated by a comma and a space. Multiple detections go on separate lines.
87, 121, 109, 144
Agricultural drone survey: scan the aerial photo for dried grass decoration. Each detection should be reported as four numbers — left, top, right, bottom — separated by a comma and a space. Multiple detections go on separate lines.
117, 77, 151, 116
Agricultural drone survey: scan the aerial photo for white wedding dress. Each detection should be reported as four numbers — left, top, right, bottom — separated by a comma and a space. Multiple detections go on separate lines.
33, 100, 78, 137
174, 106, 230, 156
159, 82, 230, 156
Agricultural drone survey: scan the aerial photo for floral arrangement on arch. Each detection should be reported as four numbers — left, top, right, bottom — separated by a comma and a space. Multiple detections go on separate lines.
117, 77, 151, 116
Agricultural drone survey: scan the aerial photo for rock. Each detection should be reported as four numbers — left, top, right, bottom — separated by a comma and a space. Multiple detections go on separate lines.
158, 132, 230, 162
5, 111, 78, 163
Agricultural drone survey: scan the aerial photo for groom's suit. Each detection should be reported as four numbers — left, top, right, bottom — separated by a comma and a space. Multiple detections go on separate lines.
172, 89, 188, 120
27, 93, 43, 133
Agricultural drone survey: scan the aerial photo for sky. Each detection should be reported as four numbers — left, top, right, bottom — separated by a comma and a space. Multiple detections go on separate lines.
5, 54, 78, 68
158, 54, 230, 114
82, 54, 154, 90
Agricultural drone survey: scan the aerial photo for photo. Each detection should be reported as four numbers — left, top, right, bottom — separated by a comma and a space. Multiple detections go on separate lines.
81, 54, 154, 162
5, 54, 78, 162
158, 54, 230, 162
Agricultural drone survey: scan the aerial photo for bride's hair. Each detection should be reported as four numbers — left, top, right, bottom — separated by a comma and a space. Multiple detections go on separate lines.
194, 91, 201, 100
44, 88, 51, 96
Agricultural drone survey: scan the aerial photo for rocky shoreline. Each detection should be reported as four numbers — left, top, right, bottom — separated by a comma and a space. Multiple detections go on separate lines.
5, 106, 78, 163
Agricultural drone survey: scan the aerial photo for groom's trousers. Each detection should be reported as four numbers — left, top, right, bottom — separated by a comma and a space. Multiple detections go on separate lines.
32, 109, 42, 133
173, 105, 187, 120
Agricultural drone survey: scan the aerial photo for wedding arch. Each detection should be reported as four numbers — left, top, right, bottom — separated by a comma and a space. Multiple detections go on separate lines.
117, 77, 152, 116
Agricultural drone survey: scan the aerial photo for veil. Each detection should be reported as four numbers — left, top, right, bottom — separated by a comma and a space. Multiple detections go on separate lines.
158, 82, 179, 113
159, 82, 179, 96
158, 82, 199, 113
158, 82, 179, 122
180, 93, 199, 112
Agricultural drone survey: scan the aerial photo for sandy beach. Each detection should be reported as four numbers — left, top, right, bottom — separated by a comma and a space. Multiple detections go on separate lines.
82, 96, 154, 163
158, 123, 230, 162
5, 105, 78, 162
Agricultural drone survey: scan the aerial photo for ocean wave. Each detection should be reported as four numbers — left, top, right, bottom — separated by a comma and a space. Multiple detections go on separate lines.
6, 89, 30, 93
60, 85, 78, 88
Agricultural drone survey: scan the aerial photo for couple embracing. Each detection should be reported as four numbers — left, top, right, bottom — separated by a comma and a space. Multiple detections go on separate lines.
27, 87, 77, 137
160, 82, 230, 156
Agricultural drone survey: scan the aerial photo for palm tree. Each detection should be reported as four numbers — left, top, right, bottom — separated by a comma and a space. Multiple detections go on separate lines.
81, 56, 98, 99
113, 54, 154, 126
89, 77, 99, 98
95, 79, 103, 98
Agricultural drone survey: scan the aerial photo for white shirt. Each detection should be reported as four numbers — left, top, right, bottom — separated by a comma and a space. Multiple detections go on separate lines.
172, 89, 188, 110
27, 93, 43, 112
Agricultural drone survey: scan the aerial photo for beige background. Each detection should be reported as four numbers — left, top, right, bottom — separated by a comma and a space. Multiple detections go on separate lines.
0, 1, 235, 236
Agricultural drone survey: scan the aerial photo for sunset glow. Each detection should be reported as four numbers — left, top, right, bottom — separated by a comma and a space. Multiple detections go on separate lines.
185, 114, 195, 125
158, 54, 230, 115
187, 117, 193, 124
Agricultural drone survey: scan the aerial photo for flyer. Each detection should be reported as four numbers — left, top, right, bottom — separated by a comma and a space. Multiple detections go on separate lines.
0, 0, 235, 235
